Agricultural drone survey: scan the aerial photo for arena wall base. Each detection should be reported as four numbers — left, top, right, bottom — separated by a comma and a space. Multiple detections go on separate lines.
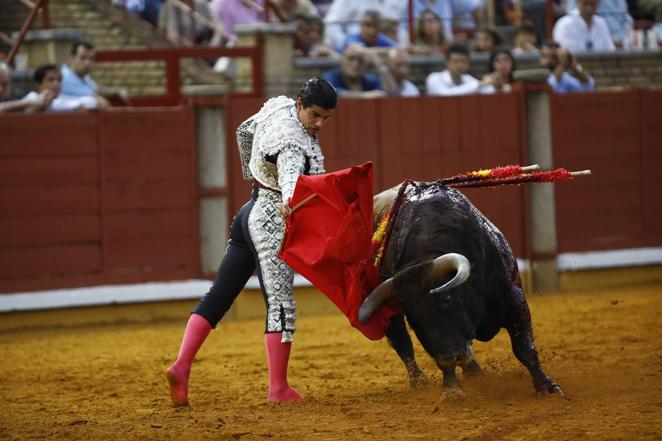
0, 286, 339, 333
560, 265, 662, 292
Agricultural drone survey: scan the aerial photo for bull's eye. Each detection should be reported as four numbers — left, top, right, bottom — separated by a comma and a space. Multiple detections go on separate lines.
443, 294, 452, 305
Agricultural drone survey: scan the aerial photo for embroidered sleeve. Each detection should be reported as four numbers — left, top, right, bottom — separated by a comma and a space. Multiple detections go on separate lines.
277, 147, 307, 203
236, 115, 256, 180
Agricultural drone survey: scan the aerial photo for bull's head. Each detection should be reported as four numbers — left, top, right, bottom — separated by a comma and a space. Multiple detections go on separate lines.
359, 253, 474, 363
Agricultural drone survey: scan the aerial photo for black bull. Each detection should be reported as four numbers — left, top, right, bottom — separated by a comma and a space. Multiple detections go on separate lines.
360, 182, 562, 399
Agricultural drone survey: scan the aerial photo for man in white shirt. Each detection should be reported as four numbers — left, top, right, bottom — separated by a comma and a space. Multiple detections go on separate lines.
24, 64, 100, 111
425, 44, 480, 96
553, 0, 616, 52
384, 48, 420, 97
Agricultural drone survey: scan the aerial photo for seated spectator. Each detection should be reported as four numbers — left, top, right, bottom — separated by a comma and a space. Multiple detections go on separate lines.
0, 62, 51, 112
539, 40, 595, 92
426, 43, 479, 95
342, 10, 397, 52
399, 1, 455, 44
553, 0, 616, 51
382, 48, 420, 97
270, 0, 319, 21
307, 15, 340, 57
381, 18, 400, 43
451, 0, 485, 35
322, 44, 386, 98
472, 27, 504, 53
479, 48, 515, 93
23, 64, 100, 111
565, 0, 632, 47
323, 0, 402, 52
410, 9, 447, 55
211, 0, 264, 41
61, 41, 127, 105
512, 22, 540, 55
292, 14, 338, 57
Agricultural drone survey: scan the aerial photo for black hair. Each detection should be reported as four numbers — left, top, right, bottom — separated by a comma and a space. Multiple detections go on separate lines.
298, 77, 337, 110
478, 27, 504, 46
71, 40, 95, 55
447, 43, 470, 58
487, 48, 515, 82
33, 64, 59, 84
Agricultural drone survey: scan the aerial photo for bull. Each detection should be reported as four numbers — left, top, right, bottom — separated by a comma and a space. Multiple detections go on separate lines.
360, 181, 563, 400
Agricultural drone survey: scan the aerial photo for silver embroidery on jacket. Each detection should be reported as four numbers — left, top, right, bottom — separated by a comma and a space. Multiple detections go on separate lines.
248, 188, 296, 342
236, 96, 325, 201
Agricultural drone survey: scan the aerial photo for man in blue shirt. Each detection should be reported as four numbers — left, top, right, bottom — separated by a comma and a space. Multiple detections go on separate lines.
322, 44, 386, 98
539, 40, 595, 93
61, 40, 128, 105
341, 10, 397, 52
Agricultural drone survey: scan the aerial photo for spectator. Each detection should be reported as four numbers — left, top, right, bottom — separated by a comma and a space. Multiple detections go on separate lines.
410, 9, 447, 54
539, 40, 595, 92
159, 0, 225, 46
565, 0, 633, 46
323, 0, 402, 52
23, 64, 100, 111
553, 0, 616, 51
293, 13, 314, 55
472, 27, 504, 53
342, 10, 397, 51
0, 62, 51, 112
270, 0, 319, 21
381, 17, 401, 43
512, 22, 540, 55
399, 1, 455, 44
426, 43, 479, 95
210, 0, 264, 41
479, 48, 515, 93
383, 48, 421, 96
61, 41, 127, 106
307, 15, 340, 57
450, 0, 485, 36
321, 44, 386, 97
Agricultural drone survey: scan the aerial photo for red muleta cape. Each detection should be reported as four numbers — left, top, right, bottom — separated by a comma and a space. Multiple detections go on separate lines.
278, 162, 399, 340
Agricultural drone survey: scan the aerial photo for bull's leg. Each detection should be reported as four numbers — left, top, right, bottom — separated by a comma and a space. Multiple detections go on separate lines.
505, 287, 563, 396
385, 314, 428, 389
458, 344, 483, 377
434, 358, 464, 401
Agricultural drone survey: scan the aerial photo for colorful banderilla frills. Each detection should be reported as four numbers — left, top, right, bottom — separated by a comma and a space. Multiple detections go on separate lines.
369, 164, 591, 269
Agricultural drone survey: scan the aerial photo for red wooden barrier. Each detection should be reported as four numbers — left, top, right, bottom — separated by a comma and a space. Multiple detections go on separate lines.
552, 90, 662, 253
0, 107, 198, 293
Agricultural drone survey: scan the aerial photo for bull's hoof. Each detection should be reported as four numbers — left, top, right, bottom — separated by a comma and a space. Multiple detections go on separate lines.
440, 385, 465, 402
409, 373, 431, 389
535, 379, 565, 398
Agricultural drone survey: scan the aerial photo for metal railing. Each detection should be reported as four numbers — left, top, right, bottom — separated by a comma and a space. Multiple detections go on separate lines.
5, 0, 49, 66
94, 41, 264, 105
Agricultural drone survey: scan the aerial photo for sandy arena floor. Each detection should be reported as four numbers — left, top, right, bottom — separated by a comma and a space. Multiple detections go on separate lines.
1, 285, 661, 440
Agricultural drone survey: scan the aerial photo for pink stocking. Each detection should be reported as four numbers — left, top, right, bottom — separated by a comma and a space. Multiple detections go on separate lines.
265, 332, 303, 403
166, 313, 212, 407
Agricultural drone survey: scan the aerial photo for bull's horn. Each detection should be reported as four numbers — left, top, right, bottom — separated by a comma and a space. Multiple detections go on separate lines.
428, 253, 471, 295
358, 277, 395, 324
